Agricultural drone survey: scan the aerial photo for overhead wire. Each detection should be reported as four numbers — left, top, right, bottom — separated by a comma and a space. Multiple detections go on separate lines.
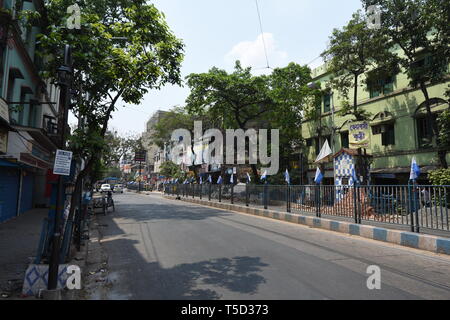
254, 0, 271, 70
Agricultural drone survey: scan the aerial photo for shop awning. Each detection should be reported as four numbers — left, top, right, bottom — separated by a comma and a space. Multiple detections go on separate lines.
0, 159, 20, 167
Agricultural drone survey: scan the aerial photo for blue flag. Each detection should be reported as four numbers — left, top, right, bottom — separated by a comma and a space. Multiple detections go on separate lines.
410, 157, 421, 181
208, 175, 212, 183
284, 169, 290, 185
230, 174, 234, 184
352, 168, 358, 184
217, 176, 223, 185
260, 171, 267, 181
246, 173, 251, 184
199, 176, 203, 185
314, 167, 323, 184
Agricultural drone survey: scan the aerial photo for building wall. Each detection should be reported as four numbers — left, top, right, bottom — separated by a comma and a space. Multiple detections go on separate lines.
302, 56, 450, 183
0, 0, 60, 219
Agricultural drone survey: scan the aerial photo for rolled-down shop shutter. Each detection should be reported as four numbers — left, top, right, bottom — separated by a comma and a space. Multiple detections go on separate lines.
20, 172, 34, 214
0, 167, 20, 223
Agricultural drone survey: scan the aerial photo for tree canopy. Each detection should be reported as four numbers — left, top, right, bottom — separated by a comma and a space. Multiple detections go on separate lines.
321, 10, 396, 121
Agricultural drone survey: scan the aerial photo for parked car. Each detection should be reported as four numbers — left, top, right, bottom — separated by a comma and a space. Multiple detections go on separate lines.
114, 184, 124, 193
100, 184, 112, 193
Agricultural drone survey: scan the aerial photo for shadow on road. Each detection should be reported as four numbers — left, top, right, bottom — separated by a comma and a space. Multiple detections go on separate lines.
111, 200, 233, 223
96, 198, 269, 299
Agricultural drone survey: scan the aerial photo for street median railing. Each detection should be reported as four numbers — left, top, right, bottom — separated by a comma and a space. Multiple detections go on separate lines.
164, 184, 450, 234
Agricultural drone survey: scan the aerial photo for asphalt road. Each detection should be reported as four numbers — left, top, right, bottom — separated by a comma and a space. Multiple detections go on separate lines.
94, 191, 450, 300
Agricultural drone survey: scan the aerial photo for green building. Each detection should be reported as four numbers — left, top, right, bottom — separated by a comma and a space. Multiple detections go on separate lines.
302, 56, 449, 186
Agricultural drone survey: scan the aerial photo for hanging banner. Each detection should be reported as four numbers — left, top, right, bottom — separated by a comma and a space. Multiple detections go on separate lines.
349, 122, 370, 149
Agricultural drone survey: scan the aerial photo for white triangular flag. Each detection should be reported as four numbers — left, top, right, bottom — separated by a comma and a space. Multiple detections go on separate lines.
315, 139, 333, 163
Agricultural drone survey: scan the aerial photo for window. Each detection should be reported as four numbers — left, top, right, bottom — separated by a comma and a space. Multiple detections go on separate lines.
369, 76, 395, 98
381, 124, 395, 146
382, 77, 394, 95
315, 99, 322, 114
323, 135, 331, 146
315, 137, 320, 156
306, 138, 313, 147
323, 93, 331, 113
417, 116, 434, 148
341, 132, 349, 149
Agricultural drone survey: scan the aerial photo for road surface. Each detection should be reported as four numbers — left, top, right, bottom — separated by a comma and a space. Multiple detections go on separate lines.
93, 192, 450, 300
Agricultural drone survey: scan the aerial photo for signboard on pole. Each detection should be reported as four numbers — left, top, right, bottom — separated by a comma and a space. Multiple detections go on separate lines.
349, 122, 370, 149
135, 150, 146, 162
53, 149, 73, 176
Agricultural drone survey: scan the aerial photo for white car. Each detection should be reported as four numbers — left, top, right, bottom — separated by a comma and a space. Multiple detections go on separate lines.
114, 184, 124, 193
100, 184, 112, 193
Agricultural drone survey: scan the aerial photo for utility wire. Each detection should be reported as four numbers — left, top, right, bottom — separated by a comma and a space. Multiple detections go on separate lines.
255, 0, 270, 69
306, 55, 323, 67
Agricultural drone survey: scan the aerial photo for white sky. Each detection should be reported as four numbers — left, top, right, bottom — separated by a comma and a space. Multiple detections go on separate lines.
69, 0, 364, 136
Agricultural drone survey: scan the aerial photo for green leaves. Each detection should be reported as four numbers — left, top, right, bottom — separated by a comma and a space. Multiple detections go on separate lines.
36, 0, 184, 180
322, 10, 393, 121
160, 161, 184, 180
185, 61, 317, 165
428, 169, 450, 186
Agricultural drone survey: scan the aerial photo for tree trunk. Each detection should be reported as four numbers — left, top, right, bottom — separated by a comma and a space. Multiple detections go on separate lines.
67, 155, 96, 222
353, 73, 359, 120
419, 81, 448, 168
251, 164, 259, 183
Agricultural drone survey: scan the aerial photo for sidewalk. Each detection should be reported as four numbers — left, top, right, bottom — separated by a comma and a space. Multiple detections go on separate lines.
0, 208, 48, 299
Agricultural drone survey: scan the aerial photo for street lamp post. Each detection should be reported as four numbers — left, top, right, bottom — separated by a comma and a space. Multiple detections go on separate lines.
48, 45, 73, 291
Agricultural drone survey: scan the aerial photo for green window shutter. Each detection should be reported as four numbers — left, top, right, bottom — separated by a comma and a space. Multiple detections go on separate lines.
323, 94, 331, 113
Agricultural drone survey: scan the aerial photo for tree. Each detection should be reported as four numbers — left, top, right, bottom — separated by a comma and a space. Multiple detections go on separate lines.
185, 61, 273, 180
160, 161, 185, 180
152, 107, 195, 149
321, 10, 397, 121
437, 109, 450, 152
37, 0, 184, 218
266, 63, 315, 166
361, 0, 449, 167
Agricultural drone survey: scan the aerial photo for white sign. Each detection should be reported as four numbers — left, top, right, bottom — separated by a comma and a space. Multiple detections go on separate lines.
53, 149, 73, 176
0, 98, 9, 124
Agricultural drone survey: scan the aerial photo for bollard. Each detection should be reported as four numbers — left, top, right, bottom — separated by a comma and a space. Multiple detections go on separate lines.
315, 184, 322, 218
231, 184, 234, 204
286, 185, 291, 213
246, 184, 249, 207
353, 185, 358, 223
264, 184, 268, 210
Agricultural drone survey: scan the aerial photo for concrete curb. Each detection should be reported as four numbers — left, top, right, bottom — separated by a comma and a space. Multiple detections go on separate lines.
165, 196, 450, 256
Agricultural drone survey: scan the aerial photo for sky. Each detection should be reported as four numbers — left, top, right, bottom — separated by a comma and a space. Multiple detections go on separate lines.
70, 0, 364, 136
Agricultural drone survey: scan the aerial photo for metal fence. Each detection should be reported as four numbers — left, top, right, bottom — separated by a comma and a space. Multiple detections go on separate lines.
165, 184, 450, 234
